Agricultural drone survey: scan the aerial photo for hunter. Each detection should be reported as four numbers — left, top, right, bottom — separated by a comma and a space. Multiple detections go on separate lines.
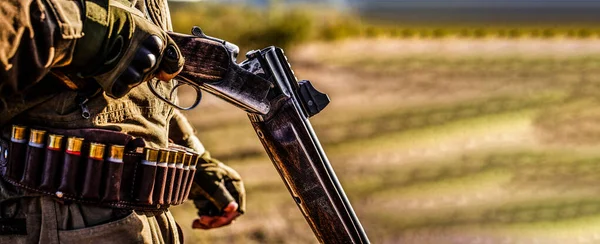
0, 0, 244, 243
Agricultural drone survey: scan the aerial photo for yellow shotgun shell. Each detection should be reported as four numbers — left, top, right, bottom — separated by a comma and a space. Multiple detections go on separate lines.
109, 145, 125, 162
66, 137, 84, 155
167, 150, 178, 167
11, 125, 27, 142
29, 129, 46, 147
89, 143, 106, 160
145, 148, 159, 162
158, 149, 170, 166
47, 134, 64, 151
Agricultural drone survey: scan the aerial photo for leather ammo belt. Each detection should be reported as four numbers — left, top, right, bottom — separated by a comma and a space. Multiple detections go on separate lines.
0, 125, 199, 211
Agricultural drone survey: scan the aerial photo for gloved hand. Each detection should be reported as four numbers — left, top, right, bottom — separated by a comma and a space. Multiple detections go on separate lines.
188, 151, 245, 229
69, 0, 184, 98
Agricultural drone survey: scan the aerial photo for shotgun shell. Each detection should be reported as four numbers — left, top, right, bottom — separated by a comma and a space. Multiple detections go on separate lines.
184, 153, 194, 169
11, 125, 27, 143
47, 134, 64, 151
190, 153, 199, 170
167, 150, 178, 168
89, 143, 106, 160
177, 152, 187, 169
66, 137, 84, 155
108, 145, 125, 163
143, 148, 159, 166
28, 129, 46, 148
158, 149, 169, 167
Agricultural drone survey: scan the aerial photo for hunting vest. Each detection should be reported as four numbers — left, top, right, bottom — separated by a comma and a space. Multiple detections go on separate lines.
0, 0, 178, 150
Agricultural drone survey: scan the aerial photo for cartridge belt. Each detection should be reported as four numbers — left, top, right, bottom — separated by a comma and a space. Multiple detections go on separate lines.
0, 126, 200, 211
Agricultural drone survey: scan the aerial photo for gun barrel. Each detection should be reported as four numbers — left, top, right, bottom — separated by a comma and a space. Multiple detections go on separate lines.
248, 47, 370, 244
249, 99, 369, 243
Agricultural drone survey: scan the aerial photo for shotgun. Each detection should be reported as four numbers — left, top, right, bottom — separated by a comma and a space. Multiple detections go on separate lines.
155, 27, 370, 244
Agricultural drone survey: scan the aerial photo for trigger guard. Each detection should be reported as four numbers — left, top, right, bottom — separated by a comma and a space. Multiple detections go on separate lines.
169, 82, 184, 100
147, 80, 202, 110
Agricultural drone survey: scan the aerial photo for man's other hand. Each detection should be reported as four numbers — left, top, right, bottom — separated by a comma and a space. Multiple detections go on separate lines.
188, 151, 246, 229
192, 202, 241, 229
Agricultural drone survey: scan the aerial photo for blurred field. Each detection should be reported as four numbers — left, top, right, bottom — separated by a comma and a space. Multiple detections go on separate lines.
169, 1, 600, 53
167, 1, 600, 243
169, 35, 600, 243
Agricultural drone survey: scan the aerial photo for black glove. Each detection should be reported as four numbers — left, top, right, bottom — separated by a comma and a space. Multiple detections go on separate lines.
189, 151, 246, 216
70, 0, 184, 98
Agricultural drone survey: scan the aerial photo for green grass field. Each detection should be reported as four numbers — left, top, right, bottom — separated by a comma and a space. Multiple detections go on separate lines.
168, 37, 600, 243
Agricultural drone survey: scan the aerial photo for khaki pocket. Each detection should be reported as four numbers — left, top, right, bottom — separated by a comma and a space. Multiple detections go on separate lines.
58, 211, 145, 243
44, 0, 84, 39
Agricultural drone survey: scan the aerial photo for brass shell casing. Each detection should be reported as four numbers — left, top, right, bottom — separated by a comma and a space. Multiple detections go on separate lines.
158, 150, 170, 164
29, 129, 46, 145
167, 150, 178, 166
184, 153, 194, 166
145, 148, 159, 162
47, 134, 64, 150
67, 137, 84, 153
109, 145, 125, 161
89, 143, 106, 160
11, 125, 27, 141
177, 152, 187, 165
191, 154, 200, 167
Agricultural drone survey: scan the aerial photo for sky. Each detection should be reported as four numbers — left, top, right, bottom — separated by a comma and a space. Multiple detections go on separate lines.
167, 0, 600, 22
169, 0, 600, 7
347, 0, 600, 8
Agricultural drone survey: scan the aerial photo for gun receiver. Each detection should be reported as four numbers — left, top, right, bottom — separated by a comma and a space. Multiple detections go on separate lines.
166, 29, 370, 244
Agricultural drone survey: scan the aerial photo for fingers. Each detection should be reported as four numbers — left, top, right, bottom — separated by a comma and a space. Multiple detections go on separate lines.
107, 35, 183, 97
109, 36, 162, 97
210, 202, 240, 228
192, 213, 240, 230
192, 218, 207, 229
192, 202, 240, 230
156, 34, 184, 81
224, 201, 238, 212
143, 35, 164, 55
132, 46, 158, 74
109, 66, 139, 97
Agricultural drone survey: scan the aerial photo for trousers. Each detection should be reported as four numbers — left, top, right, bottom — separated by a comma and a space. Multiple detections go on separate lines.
0, 195, 182, 243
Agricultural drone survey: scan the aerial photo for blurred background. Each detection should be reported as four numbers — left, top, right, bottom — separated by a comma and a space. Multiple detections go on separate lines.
168, 0, 600, 243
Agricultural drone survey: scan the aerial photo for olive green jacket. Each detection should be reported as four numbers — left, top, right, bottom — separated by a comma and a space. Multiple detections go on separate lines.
0, 0, 208, 242
0, 0, 200, 151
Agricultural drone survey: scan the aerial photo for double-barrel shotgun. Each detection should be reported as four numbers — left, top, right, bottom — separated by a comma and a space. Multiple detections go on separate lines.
151, 27, 370, 244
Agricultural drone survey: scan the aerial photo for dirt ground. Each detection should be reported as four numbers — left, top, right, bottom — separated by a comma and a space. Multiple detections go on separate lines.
172, 38, 600, 243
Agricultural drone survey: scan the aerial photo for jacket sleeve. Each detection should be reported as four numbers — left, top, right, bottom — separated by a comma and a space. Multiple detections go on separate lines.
168, 109, 206, 154
168, 110, 247, 214
0, 0, 83, 96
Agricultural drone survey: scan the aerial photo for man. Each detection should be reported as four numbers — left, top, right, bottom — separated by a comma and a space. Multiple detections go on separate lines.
0, 0, 244, 243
